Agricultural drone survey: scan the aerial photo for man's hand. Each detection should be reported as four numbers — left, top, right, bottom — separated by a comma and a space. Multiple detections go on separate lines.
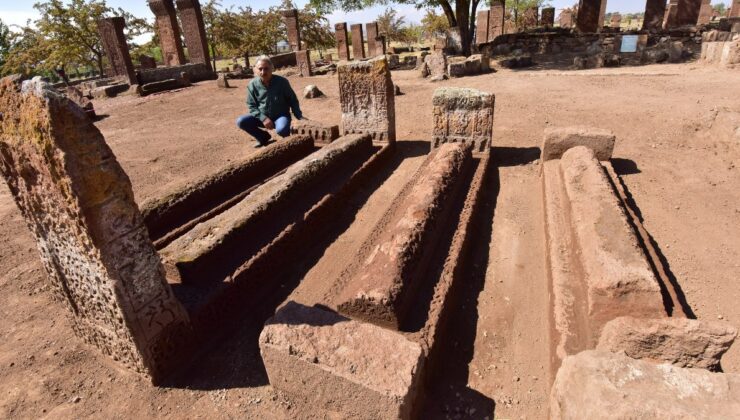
262, 117, 274, 130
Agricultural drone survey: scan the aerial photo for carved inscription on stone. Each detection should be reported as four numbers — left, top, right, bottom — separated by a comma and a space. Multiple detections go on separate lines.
338, 56, 396, 143
0, 76, 192, 382
176, 0, 213, 71
541, 7, 556, 27
281, 9, 302, 51
335, 23, 350, 61
148, 0, 185, 66
350, 23, 366, 60
97, 17, 136, 84
432, 87, 495, 153
296, 49, 312, 77
489, 1, 505, 41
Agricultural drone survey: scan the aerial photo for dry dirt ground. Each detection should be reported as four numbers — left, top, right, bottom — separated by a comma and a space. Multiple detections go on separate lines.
1, 62, 739, 419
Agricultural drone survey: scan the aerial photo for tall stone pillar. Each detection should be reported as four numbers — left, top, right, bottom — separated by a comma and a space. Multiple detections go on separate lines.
335, 23, 350, 61
148, 0, 185, 67
598, 0, 608, 28
97, 17, 136, 85
350, 23, 365, 60
731, 0, 740, 17
489, 1, 506, 41
541, 7, 556, 27
366, 22, 379, 57
176, 0, 212, 71
664, 0, 679, 28
281, 9, 302, 51
476, 10, 489, 44
560, 9, 575, 28
296, 49, 312, 77
522, 6, 539, 29
643, 0, 668, 30
576, 0, 605, 32
697, 0, 713, 24
676, 0, 702, 25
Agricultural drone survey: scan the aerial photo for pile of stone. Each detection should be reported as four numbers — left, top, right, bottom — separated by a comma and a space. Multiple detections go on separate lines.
700, 30, 740, 66
419, 51, 491, 81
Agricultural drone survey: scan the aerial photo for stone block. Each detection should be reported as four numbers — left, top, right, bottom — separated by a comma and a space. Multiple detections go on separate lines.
432, 87, 494, 153
644, 0, 667, 29
280, 9, 301, 51
698, 0, 713, 24
0, 76, 192, 382
296, 49, 312, 77
336, 143, 473, 329
216, 73, 230, 88
366, 21, 379, 56
91, 82, 129, 98
141, 78, 182, 95
302, 84, 323, 98
139, 54, 157, 69
425, 51, 447, 79
148, 0, 185, 66
597, 316, 737, 370
176, 0, 212, 71
551, 350, 740, 419
541, 7, 555, 27
476, 10, 489, 44
290, 120, 339, 143
350, 23, 365, 60
447, 61, 467, 77
676, 0, 702, 25
160, 134, 373, 285
577, 0, 606, 32
489, 0, 505, 41
335, 22, 350, 61
260, 302, 424, 419
541, 126, 616, 161
97, 17, 136, 85
270, 51, 297, 69
338, 56, 396, 143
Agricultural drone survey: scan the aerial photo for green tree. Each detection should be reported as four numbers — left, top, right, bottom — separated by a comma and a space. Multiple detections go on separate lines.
421, 9, 450, 39
0, 19, 10, 71
297, 4, 336, 55
714, 2, 727, 15
503, 0, 550, 28
377, 7, 407, 43
309, 0, 484, 55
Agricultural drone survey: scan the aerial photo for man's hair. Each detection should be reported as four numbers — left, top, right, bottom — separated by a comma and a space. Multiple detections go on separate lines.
254, 55, 273, 69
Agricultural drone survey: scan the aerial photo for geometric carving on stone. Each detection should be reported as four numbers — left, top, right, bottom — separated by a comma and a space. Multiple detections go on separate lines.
432, 87, 494, 153
281, 9, 302, 52
350, 23, 366, 60
97, 17, 137, 85
176, 0, 213, 71
338, 56, 396, 143
0, 76, 192, 383
489, 0, 505, 41
334, 22, 350, 61
148, 0, 186, 67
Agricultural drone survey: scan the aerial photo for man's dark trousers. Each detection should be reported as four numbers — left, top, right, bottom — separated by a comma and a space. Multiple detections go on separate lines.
236, 114, 291, 145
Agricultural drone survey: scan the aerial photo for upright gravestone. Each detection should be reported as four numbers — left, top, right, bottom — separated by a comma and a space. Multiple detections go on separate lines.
697, 0, 712, 24
97, 17, 136, 85
598, 0, 608, 28
676, 0, 702, 25
376, 35, 387, 56
489, 1, 506, 41
139, 54, 157, 69
664, 0, 679, 28
148, 0, 185, 67
335, 23, 350, 61
0, 76, 193, 383
731, 0, 740, 17
176, 0, 213, 71
296, 50, 312, 77
560, 9, 575, 28
350, 23, 366, 60
432, 87, 495, 153
366, 22, 379, 57
476, 10, 489, 44
576, 0, 605, 32
643, 0, 668, 30
610, 13, 622, 28
541, 7, 556, 27
337, 56, 395, 143
281, 9, 302, 51
523, 6, 539, 29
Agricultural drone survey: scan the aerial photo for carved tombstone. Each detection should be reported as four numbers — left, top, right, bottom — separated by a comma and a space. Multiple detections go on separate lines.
148, 0, 185, 67
175, 0, 213, 71
697, 0, 713, 24
643, 0, 668, 30
139, 54, 157, 69
731, 0, 740, 17
476, 10, 490, 44
350, 23, 366, 60
489, 1, 506, 41
541, 7, 555, 27
664, 0, 680, 28
335, 23, 350, 61
375, 35, 387, 56
337, 56, 396, 143
560, 9, 575, 28
97, 17, 136, 85
281, 9, 302, 51
523, 6, 539, 29
0, 76, 193, 383
296, 50, 312, 77
676, 0, 702, 25
432, 87, 494, 153
577, 0, 606, 32
366, 22, 379, 57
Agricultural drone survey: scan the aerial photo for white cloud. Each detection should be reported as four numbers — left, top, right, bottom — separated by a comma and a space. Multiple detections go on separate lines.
0, 10, 39, 30
327, 4, 434, 26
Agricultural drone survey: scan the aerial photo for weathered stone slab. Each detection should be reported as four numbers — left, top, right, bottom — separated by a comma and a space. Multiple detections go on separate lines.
336, 143, 472, 329
425, 51, 447, 79
489, 0, 505, 41
560, 9, 575, 28
97, 17, 136, 85
216, 73, 229, 88
296, 49, 312, 77
139, 54, 157, 69
522, 6, 539, 29
0, 76, 191, 382
290, 120, 339, 143
269, 51, 297, 69
610, 13, 622, 28
148, 0, 185, 66
676, 0, 702, 25
597, 316, 737, 370
280, 9, 301, 51
551, 350, 740, 419
338, 56, 396, 143
138, 63, 214, 84
260, 302, 424, 420
698, 0, 713, 24
91, 82, 129, 98
475, 10, 489, 44
732, 0, 740, 17
577, 0, 605, 32
350, 23, 365, 60
366, 21, 379, 56
447, 61, 466, 78
335, 23, 350, 61
541, 7, 555, 27
541, 126, 615, 161
141, 78, 183, 95
160, 134, 373, 285
432, 87, 494, 153
664, 0, 680, 28
176, 0, 212, 71
644, 0, 668, 29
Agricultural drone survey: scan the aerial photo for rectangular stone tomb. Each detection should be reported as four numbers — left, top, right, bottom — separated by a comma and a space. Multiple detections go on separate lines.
338, 56, 396, 143
432, 87, 494, 153
141, 135, 315, 244
335, 143, 473, 329
541, 141, 665, 371
260, 302, 424, 420
160, 134, 374, 286
290, 121, 340, 144
0, 76, 192, 383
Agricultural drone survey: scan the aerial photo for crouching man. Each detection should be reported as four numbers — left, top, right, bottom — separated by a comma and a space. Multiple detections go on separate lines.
236, 55, 303, 147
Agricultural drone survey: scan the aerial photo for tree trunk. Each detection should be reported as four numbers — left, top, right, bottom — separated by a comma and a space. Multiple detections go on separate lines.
96, 53, 104, 77
456, 0, 472, 56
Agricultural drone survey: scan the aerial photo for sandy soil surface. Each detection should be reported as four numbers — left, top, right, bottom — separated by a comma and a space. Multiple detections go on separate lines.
1, 62, 739, 419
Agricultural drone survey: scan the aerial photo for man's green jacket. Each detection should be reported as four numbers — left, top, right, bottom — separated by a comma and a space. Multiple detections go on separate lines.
246, 75, 303, 121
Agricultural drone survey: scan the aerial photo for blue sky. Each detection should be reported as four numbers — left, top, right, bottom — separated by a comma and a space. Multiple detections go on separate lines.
0, 0, 733, 33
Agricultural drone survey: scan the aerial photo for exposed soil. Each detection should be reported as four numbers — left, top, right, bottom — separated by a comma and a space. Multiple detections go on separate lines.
1, 62, 739, 419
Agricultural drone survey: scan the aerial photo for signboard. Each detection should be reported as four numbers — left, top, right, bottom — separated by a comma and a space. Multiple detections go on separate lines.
620, 35, 639, 53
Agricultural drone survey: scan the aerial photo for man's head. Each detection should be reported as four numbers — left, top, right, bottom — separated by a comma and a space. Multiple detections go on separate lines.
254, 55, 273, 83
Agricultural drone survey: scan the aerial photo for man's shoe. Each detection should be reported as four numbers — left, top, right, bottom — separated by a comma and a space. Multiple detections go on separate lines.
254, 141, 266, 148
